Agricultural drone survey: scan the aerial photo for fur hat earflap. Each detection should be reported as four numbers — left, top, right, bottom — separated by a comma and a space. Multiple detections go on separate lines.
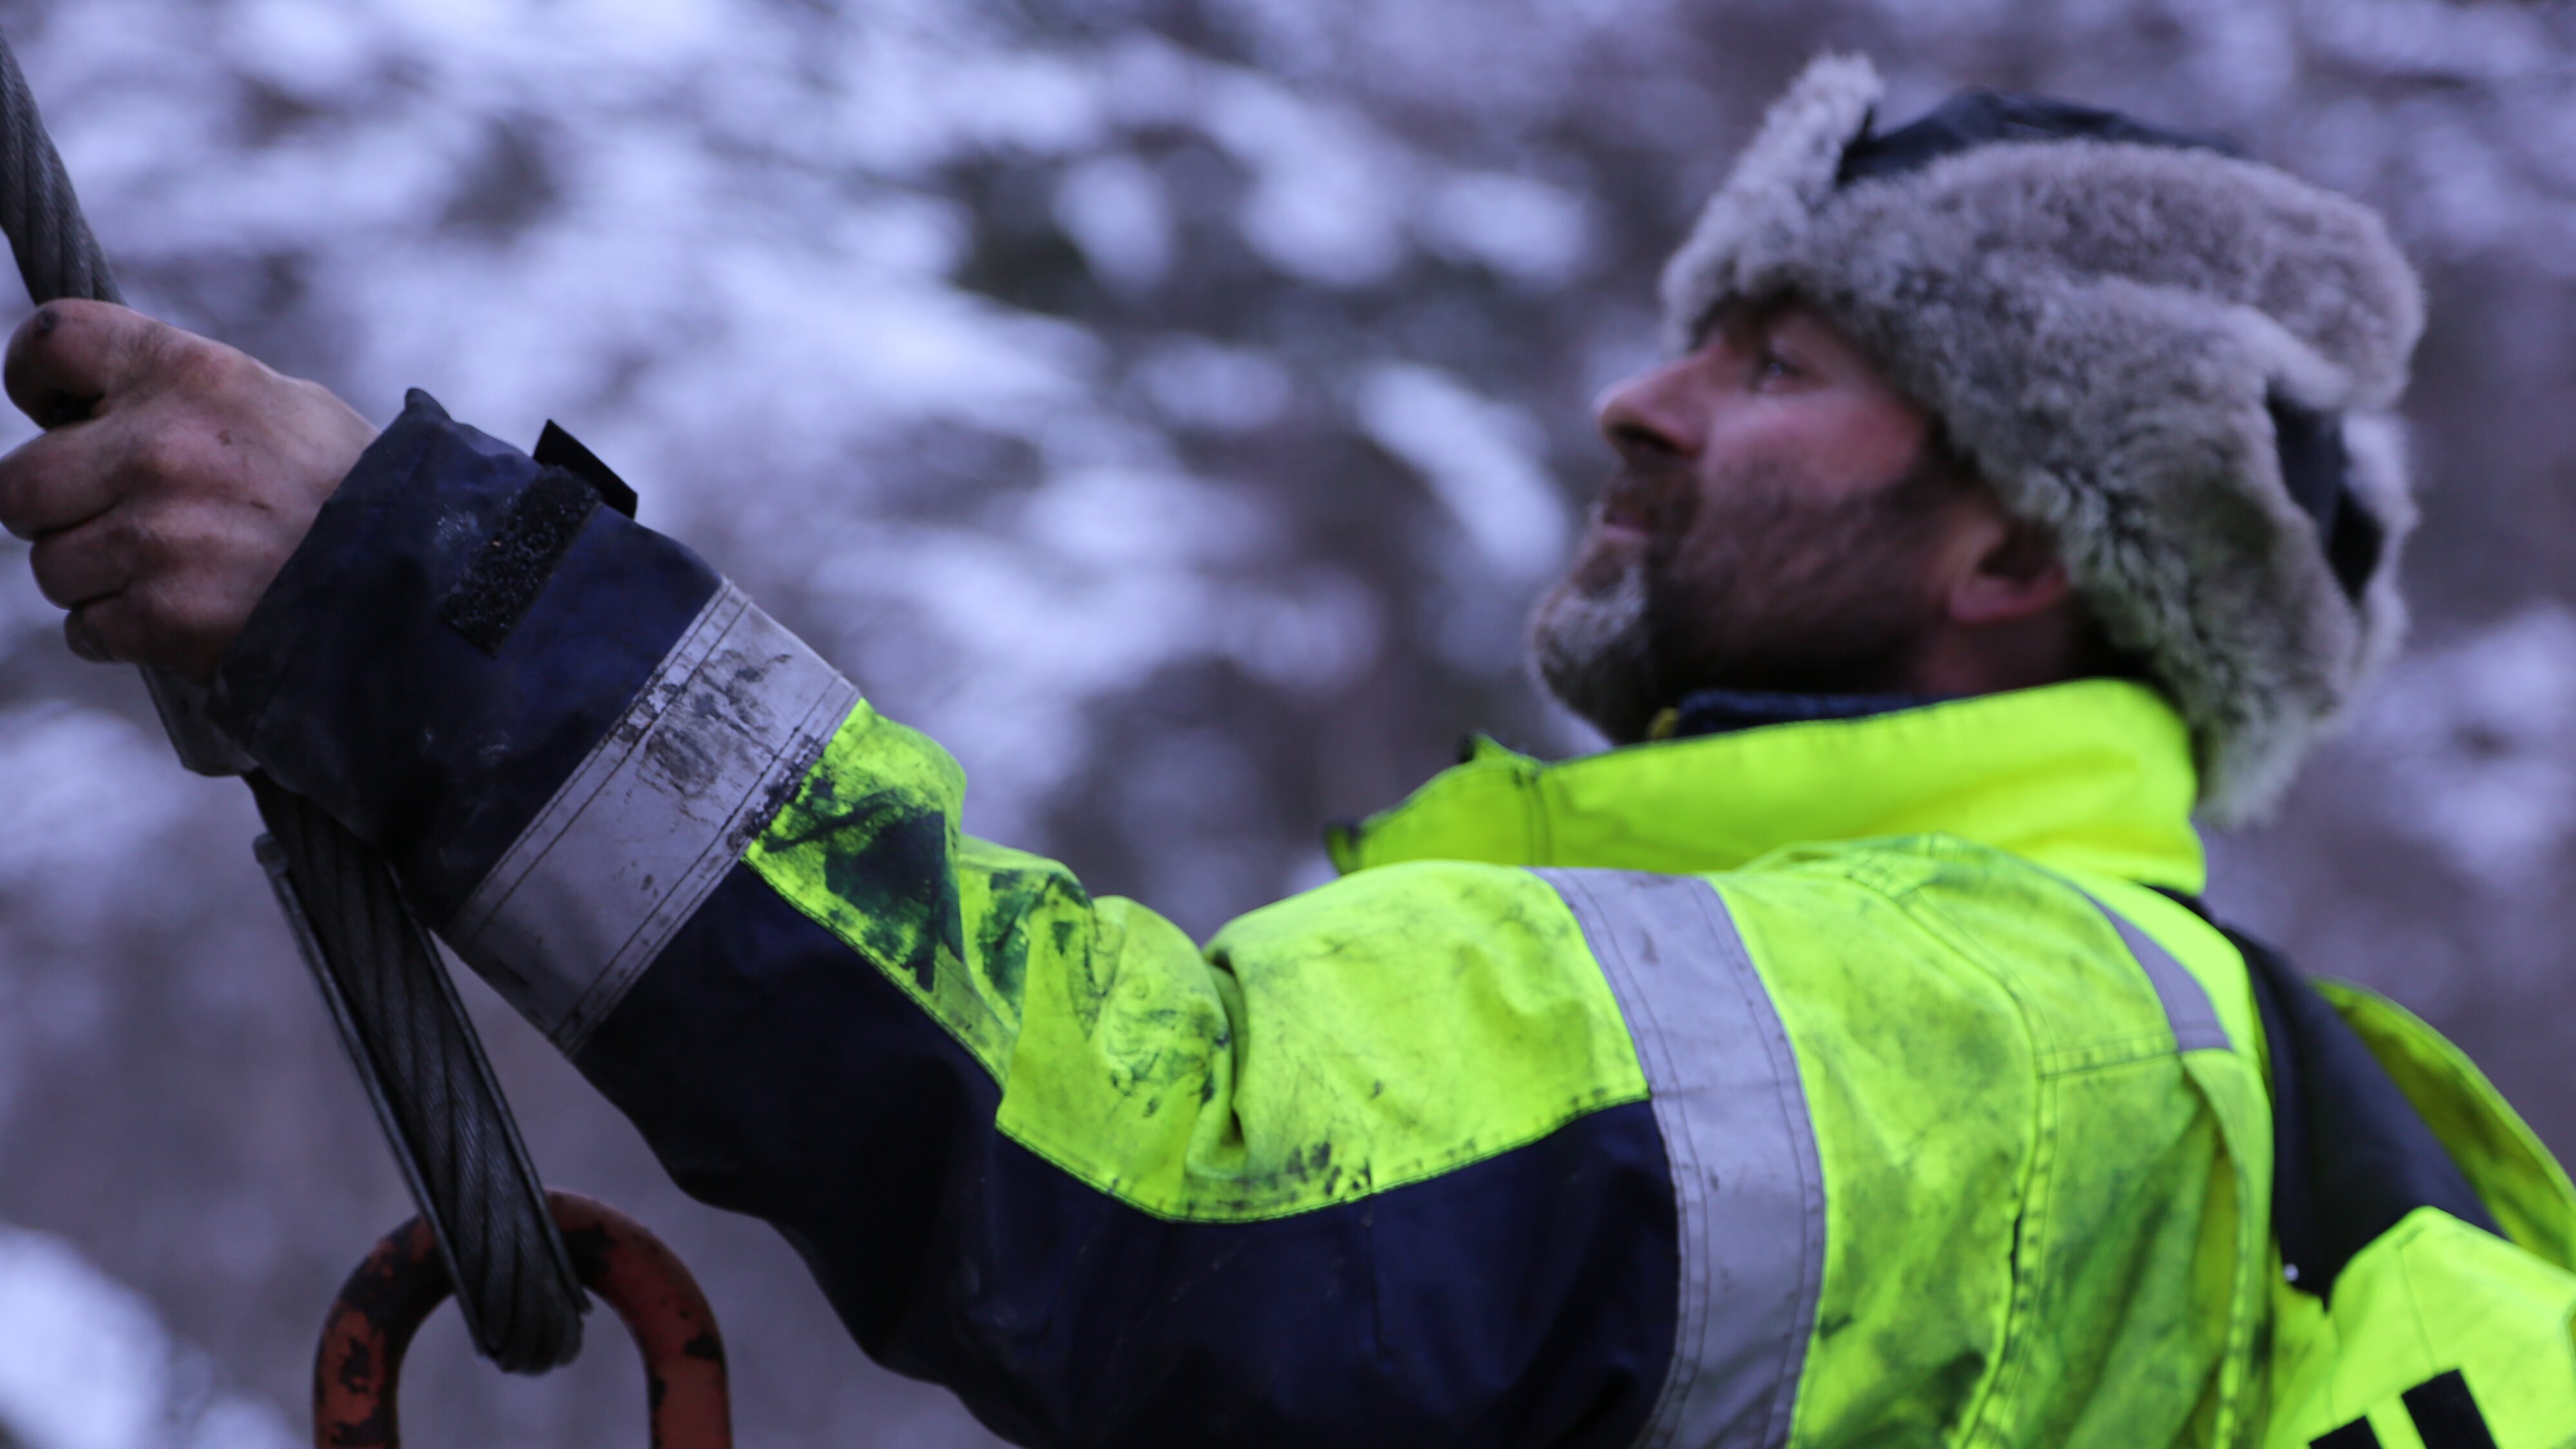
1663, 55, 2427, 824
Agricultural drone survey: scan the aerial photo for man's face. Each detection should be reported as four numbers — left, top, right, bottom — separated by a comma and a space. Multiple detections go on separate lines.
1530, 299, 1976, 743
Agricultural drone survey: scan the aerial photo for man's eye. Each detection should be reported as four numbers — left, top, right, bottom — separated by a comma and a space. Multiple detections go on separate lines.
1753, 350, 1799, 386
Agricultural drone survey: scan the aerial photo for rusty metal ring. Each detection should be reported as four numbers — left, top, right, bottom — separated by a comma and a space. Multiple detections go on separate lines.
313, 1191, 730, 1448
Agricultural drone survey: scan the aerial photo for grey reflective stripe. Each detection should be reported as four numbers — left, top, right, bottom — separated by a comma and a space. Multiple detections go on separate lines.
2091, 901, 2232, 1054
1535, 868, 1824, 1449
449, 582, 860, 1056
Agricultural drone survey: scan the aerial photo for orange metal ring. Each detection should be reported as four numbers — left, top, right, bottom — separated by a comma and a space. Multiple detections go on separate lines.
312, 1191, 730, 1448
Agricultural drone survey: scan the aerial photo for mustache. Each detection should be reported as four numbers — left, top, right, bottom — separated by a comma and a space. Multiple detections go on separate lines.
1598, 460, 1697, 534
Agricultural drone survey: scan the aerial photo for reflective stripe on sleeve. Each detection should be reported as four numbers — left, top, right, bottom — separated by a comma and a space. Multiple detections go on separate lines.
1534, 867, 1824, 1449
2092, 902, 2232, 1054
448, 582, 860, 1055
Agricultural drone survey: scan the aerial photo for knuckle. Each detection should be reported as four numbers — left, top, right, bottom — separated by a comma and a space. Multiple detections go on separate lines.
159, 331, 223, 388
145, 322, 242, 397
126, 426, 195, 487
286, 375, 337, 415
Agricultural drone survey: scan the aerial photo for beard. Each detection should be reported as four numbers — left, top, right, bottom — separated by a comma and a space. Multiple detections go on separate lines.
1530, 452, 1962, 744
1527, 545, 1660, 742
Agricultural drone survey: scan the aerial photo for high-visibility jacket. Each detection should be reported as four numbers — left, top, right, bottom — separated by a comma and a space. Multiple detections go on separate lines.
207, 392, 2575, 1446
2249, 945, 2576, 1446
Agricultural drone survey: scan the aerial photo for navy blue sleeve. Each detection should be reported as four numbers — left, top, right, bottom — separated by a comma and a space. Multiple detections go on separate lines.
211, 393, 1680, 1448
583, 874, 1678, 1449
211, 388, 719, 918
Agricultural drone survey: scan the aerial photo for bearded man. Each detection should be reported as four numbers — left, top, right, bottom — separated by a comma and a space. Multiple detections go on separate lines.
0, 54, 2564, 1448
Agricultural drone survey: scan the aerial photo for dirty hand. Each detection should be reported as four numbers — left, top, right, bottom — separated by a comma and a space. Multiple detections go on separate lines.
0, 299, 376, 681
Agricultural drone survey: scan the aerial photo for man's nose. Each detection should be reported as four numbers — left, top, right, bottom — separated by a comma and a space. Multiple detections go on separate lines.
1594, 352, 1709, 462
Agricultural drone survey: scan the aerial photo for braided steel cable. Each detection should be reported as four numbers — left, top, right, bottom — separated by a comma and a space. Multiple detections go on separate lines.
0, 41, 113, 308
252, 781, 587, 1373
0, 32, 585, 1372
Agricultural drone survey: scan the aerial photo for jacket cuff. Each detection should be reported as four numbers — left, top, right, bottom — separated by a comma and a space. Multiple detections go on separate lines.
214, 390, 858, 1049
211, 388, 726, 925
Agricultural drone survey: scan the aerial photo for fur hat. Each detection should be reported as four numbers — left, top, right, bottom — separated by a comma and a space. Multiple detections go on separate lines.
1662, 55, 2425, 823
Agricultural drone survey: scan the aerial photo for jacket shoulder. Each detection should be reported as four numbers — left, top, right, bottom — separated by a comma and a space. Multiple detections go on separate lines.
1719, 833, 2204, 1068
1709, 838, 2256, 1442
2322, 979, 2576, 1273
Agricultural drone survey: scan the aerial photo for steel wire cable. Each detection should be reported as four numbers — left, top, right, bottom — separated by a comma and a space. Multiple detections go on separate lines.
0, 32, 585, 1373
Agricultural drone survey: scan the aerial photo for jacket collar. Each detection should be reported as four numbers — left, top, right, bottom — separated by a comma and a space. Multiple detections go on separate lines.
1658, 687, 1958, 740
1327, 678, 2205, 893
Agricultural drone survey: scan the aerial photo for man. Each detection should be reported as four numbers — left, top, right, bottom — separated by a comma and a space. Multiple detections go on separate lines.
0, 53, 2555, 1446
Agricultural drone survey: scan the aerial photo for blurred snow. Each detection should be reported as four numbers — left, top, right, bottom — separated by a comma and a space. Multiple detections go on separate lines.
1055, 155, 1174, 295
2353, 606, 2576, 885
2302, 0, 2557, 84
1206, 74, 1409, 288
1133, 338, 1294, 433
0, 706, 194, 917
1356, 363, 1567, 582
0, 1226, 294, 1449
1418, 172, 1596, 287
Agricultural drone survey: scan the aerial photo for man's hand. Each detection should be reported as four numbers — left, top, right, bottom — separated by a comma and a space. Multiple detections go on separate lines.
0, 300, 376, 681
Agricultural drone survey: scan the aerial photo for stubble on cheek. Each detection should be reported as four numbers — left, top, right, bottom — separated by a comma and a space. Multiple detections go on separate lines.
1528, 447, 1958, 739
1647, 459, 1956, 697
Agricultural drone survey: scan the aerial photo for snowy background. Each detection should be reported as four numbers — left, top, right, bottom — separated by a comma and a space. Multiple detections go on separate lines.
0, 0, 2568, 1443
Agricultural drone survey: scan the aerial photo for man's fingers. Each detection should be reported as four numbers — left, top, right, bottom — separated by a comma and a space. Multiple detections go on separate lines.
62, 603, 120, 663
0, 307, 371, 679
4, 300, 166, 428
28, 513, 135, 608
67, 586, 225, 682
0, 421, 126, 540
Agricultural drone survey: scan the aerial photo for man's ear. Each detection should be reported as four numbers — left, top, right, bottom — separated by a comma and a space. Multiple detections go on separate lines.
1944, 513, 2072, 627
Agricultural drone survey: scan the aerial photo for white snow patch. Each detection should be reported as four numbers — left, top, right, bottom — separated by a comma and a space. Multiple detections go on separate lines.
1133, 338, 1294, 432
0, 1226, 295, 1449
1056, 154, 1176, 294
1417, 171, 1595, 285
2352, 605, 2576, 884
1018, 466, 1265, 570
1202, 72, 1410, 287
1354, 363, 1567, 581
0, 705, 194, 902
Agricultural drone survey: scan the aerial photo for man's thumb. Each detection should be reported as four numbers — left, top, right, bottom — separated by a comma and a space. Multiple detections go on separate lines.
4, 298, 162, 428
